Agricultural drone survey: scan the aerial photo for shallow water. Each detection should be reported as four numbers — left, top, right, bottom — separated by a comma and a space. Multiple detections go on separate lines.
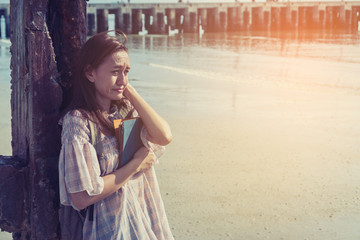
124, 30, 360, 118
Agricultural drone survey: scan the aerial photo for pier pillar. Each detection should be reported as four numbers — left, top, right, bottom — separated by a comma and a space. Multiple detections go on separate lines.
232, 7, 242, 31
252, 7, 264, 30
198, 8, 208, 31
87, 6, 97, 36
149, 8, 157, 34
188, 11, 198, 33
219, 10, 228, 32
0, 8, 10, 38
114, 8, 122, 30
228, 7, 237, 31
207, 8, 217, 32
87, 13, 96, 35
175, 9, 183, 31
122, 12, 132, 34
291, 8, 299, 30
271, 7, 280, 30
298, 7, 306, 29
156, 11, 166, 34
236, 7, 244, 30
336, 6, 346, 29
304, 7, 315, 29
148, 8, 166, 34
132, 9, 142, 34
280, 6, 291, 30
264, 11, 270, 30
182, 8, 191, 33
326, 6, 334, 29
300, 7, 306, 29
345, 6, 352, 30
351, 7, 359, 30
97, 9, 109, 33
166, 8, 176, 30
227, 8, 236, 32
144, 10, 152, 32
318, 6, 326, 29
243, 8, 250, 30
311, 6, 320, 29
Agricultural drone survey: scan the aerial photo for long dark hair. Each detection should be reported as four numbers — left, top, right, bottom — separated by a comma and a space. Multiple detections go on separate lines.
62, 30, 129, 135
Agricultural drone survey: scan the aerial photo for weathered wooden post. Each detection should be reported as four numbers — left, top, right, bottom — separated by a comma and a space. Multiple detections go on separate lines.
0, 0, 87, 239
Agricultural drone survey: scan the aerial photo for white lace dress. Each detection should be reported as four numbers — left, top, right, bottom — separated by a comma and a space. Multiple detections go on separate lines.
58, 108, 174, 240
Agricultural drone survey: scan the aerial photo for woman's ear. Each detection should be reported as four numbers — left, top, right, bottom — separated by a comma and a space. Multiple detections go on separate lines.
84, 65, 95, 83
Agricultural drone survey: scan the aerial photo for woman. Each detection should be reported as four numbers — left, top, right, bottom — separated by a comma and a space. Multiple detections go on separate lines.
58, 30, 174, 240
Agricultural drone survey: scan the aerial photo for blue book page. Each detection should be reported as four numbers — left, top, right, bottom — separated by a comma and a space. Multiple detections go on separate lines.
121, 118, 144, 166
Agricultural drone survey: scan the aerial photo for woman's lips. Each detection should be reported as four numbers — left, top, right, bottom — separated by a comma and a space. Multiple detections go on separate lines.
113, 88, 124, 93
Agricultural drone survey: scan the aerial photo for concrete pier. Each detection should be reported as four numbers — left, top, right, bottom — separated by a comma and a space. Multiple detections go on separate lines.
2, 2, 360, 39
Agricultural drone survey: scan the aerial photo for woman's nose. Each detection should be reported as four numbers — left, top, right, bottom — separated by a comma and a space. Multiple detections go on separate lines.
116, 73, 127, 86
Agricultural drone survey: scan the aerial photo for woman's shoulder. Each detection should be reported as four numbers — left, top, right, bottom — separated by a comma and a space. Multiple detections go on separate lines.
60, 109, 91, 142
60, 109, 89, 125
60, 109, 91, 134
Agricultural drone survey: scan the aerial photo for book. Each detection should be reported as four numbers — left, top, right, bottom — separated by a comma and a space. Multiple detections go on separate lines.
113, 117, 144, 168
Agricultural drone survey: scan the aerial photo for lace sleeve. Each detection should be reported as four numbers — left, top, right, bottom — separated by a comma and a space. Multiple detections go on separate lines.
58, 111, 104, 209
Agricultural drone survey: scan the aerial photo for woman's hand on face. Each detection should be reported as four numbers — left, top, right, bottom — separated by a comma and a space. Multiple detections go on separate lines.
132, 146, 156, 172
123, 83, 136, 101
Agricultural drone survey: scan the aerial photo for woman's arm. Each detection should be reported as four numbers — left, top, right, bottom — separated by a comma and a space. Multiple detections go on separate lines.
124, 84, 173, 146
71, 147, 155, 210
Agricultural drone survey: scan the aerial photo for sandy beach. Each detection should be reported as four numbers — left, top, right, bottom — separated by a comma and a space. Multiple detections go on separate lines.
154, 79, 360, 239
1, 32, 360, 239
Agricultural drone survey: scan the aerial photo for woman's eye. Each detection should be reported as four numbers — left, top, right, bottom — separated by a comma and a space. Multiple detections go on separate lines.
112, 69, 129, 76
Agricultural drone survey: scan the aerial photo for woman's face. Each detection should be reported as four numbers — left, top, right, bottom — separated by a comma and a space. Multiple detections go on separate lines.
86, 50, 130, 111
